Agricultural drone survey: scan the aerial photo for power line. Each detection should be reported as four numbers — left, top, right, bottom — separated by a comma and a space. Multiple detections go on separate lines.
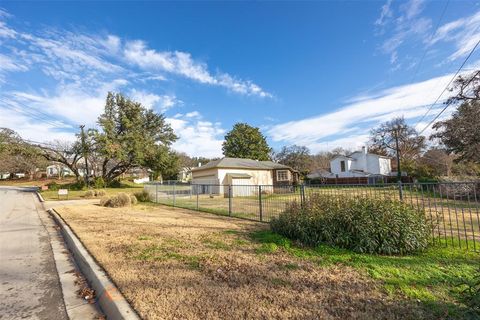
409, 0, 450, 84
415, 25, 480, 130
0, 98, 70, 129
417, 40, 480, 135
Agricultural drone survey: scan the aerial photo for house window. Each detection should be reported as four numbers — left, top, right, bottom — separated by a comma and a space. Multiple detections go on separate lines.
340, 161, 346, 172
276, 170, 289, 181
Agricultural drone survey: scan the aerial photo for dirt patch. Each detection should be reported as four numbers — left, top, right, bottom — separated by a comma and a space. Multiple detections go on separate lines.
57, 204, 428, 320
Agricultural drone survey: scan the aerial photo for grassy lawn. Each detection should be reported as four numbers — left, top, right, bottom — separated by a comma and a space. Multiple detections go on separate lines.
56, 203, 479, 320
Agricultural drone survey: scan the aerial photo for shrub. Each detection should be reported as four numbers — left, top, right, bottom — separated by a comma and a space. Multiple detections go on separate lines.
101, 192, 133, 208
134, 190, 151, 202
100, 196, 111, 207
95, 189, 106, 197
130, 194, 138, 205
84, 190, 95, 198
70, 180, 85, 190
94, 177, 105, 189
462, 268, 480, 315
107, 179, 122, 188
46, 181, 59, 191
271, 195, 431, 255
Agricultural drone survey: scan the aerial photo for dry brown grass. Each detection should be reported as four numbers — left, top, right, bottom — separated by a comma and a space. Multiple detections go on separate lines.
56, 204, 429, 320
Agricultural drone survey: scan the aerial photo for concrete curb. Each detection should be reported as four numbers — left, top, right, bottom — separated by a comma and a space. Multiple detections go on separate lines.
48, 208, 141, 320
36, 191, 45, 202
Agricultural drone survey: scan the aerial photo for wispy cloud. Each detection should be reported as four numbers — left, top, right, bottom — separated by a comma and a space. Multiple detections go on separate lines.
124, 40, 272, 98
375, 0, 431, 68
428, 10, 480, 61
0, 10, 271, 97
375, 0, 393, 28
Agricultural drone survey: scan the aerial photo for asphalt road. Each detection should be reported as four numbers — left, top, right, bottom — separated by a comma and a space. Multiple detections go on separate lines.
0, 187, 68, 319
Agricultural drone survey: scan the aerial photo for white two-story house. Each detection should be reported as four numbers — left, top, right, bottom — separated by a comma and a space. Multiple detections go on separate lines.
308, 147, 392, 181
330, 147, 391, 177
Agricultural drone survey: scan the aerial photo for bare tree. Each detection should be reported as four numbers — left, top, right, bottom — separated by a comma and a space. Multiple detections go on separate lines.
39, 140, 83, 180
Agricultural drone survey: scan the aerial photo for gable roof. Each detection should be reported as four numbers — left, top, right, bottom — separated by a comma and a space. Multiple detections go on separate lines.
191, 157, 296, 172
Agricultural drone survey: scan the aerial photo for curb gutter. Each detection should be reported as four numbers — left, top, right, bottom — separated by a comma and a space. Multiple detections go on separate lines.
48, 208, 141, 320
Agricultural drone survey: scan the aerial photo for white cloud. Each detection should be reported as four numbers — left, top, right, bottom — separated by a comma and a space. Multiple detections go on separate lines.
428, 10, 480, 62
123, 40, 272, 98
267, 70, 465, 153
0, 105, 75, 143
375, 0, 393, 27
376, 0, 431, 66
128, 89, 180, 112
7, 79, 128, 127
166, 113, 225, 157
0, 53, 28, 73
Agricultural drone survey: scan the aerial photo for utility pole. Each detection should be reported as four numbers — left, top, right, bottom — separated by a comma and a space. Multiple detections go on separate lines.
393, 127, 403, 200
79, 125, 90, 187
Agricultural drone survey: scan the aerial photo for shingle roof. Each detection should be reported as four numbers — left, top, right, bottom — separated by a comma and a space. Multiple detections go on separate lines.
191, 157, 295, 172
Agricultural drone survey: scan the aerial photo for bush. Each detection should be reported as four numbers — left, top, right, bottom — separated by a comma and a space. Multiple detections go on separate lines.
70, 180, 85, 191
271, 195, 431, 255
130, 194, 138, 205
134, 190, 151, 202
462, 268, 480, 315
100, 192, 138, 208
107, 179, 122, 188
84, 190, 95, 198
95, 189, 106, 197
94, 177, 105, 189
100, 196, 111, 207
46, 181, 59, 191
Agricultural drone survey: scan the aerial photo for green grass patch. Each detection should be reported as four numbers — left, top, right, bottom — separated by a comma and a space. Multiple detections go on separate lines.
250, 230, 480, 318
202, 238, 232, 250
133, 244, 202, 270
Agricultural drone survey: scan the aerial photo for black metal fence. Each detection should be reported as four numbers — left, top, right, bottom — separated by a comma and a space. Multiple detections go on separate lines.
144, 181, 480, 252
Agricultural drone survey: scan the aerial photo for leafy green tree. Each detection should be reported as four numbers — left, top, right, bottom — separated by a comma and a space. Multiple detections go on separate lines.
0, 128, 48, 179
273, 145, 312, 175
93, 92, 177, 183
432, 101, 480, 164
222, 123, 271, 160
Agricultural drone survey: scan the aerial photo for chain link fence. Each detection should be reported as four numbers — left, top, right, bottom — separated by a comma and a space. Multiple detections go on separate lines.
144, 181, 480, 252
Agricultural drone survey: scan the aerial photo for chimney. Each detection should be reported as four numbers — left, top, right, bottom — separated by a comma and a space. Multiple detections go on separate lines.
362, 146, 368, 172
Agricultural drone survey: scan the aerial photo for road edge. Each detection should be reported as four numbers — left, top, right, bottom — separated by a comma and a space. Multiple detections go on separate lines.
48, 208, 141, 320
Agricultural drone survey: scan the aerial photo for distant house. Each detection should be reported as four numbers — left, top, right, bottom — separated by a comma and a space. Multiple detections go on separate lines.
307, 147, 394, 183
191, 157, 299, 196
46, 164, 75, 178
177, 167, 192, 183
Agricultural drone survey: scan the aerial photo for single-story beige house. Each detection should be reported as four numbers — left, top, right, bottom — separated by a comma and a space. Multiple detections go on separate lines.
191, 157, 299, 196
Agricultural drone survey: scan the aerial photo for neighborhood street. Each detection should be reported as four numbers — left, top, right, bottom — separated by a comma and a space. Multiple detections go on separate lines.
0, 187, 68, 319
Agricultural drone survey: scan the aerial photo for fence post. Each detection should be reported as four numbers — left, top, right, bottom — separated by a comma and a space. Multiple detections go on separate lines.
398, 180, 403, 201
173, 182, 176, 207
300, 185, 306, 207
196, 185, 199, 210
155, 183, 158, 203
259, 185, 263, 222
228, 185, 232, 216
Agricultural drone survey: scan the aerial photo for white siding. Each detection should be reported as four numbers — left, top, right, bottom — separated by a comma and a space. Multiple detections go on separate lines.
330, 157, 353, 176
217, 168, 273, 185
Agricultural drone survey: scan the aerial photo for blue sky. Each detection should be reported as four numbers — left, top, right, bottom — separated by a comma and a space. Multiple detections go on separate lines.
0, 1, 479, 157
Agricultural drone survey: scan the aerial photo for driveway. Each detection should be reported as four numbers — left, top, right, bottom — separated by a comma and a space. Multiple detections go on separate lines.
0, 187, 68, 319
